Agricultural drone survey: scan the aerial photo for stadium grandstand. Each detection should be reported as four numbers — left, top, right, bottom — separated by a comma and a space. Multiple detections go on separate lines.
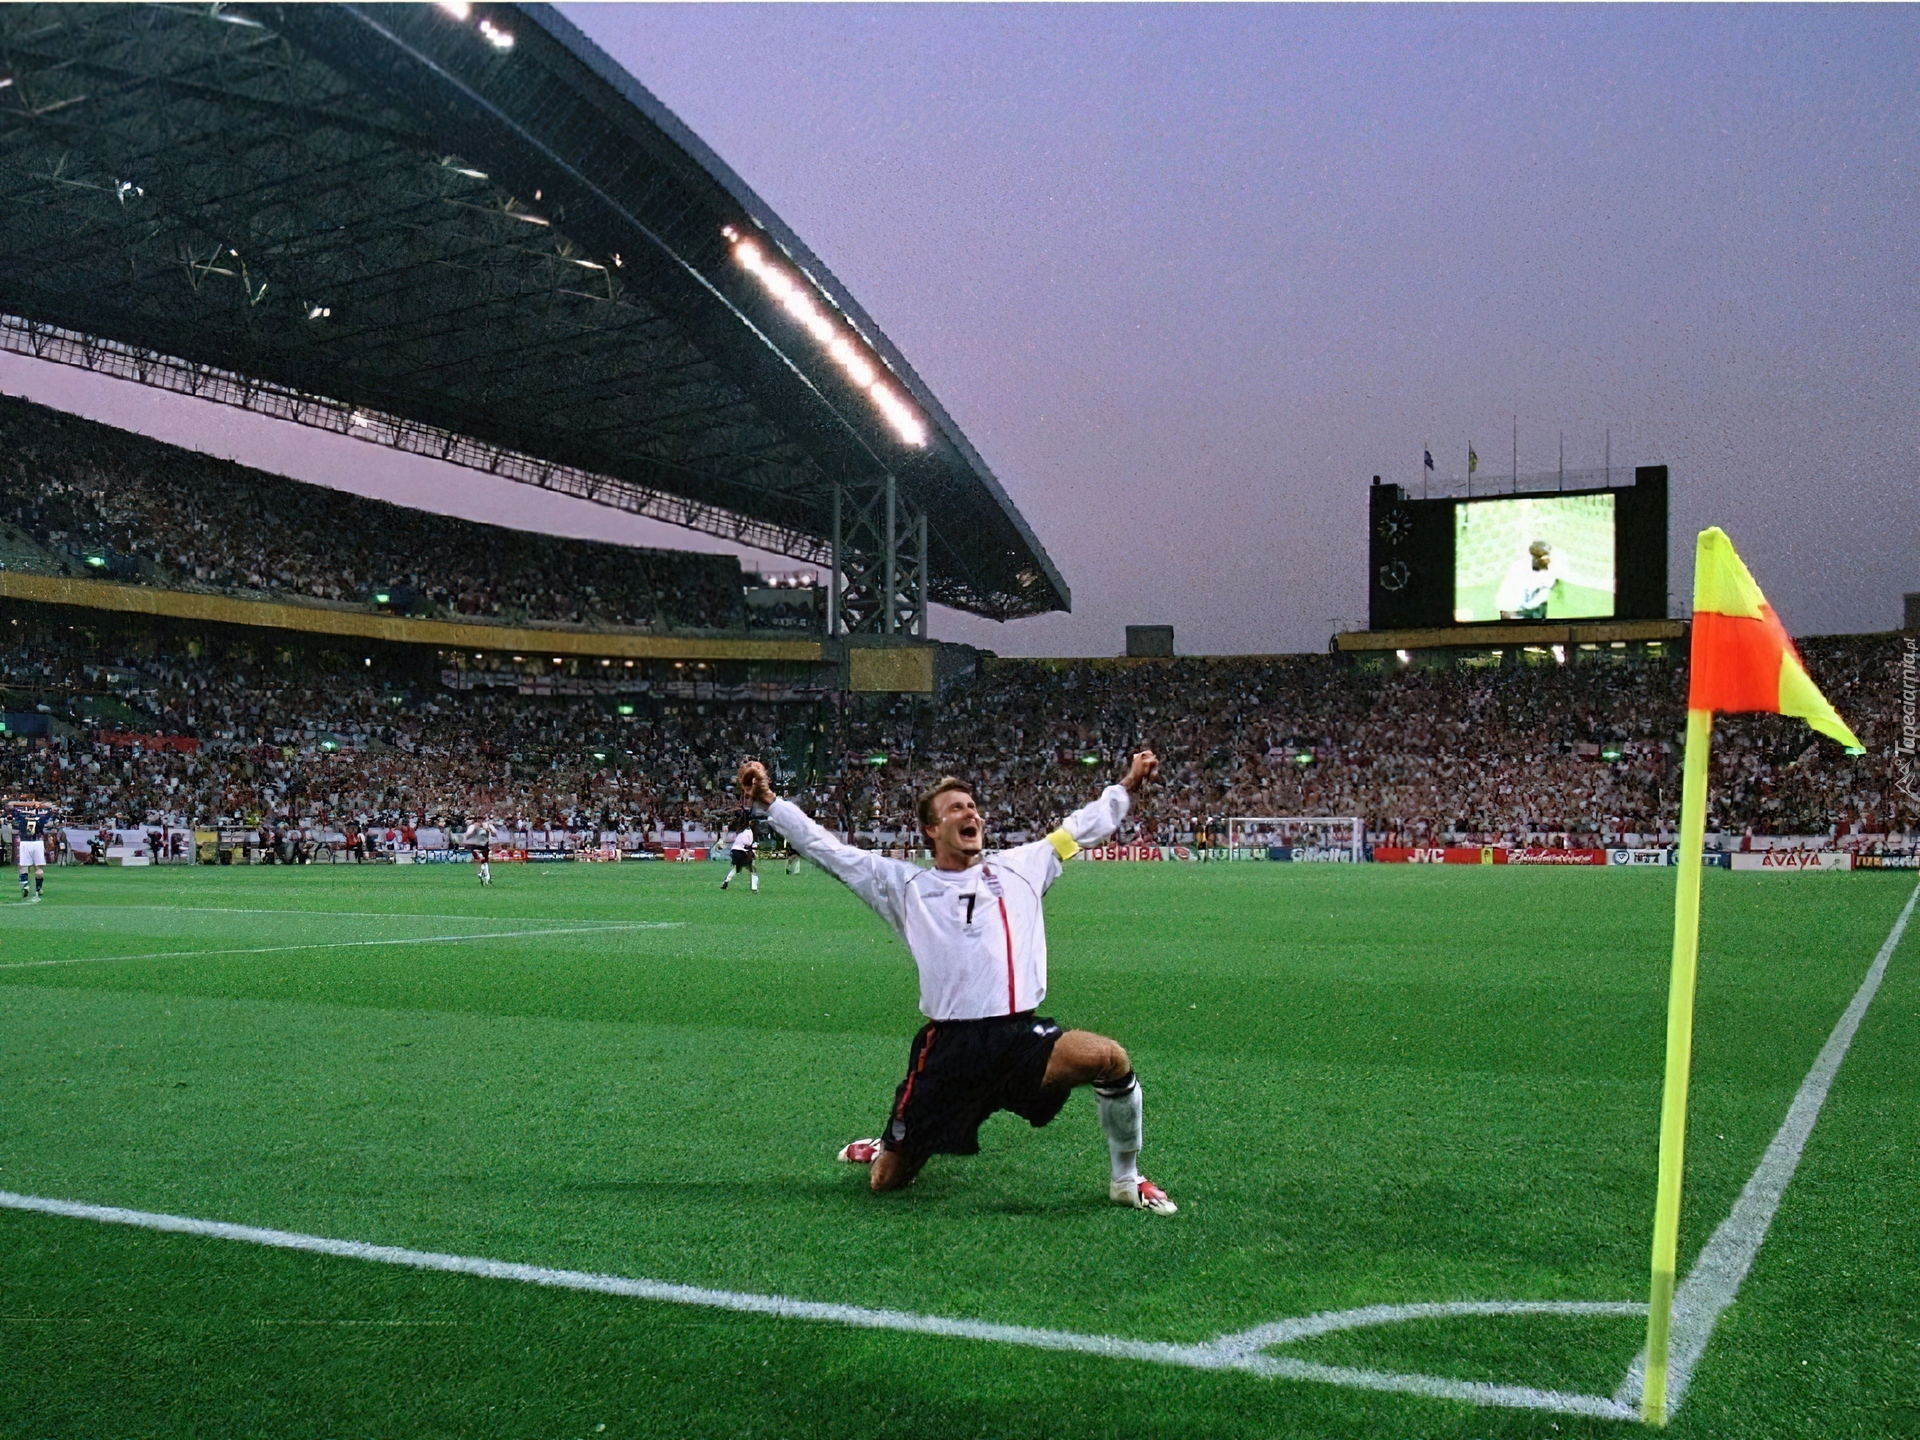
0, 394, 750, 632
0, 0, 1068, 650
0, 2, 1906, 864
1, 609, 1908, 856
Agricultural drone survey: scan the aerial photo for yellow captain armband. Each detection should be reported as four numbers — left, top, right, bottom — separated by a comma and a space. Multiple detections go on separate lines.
1047, 828, 1080, 862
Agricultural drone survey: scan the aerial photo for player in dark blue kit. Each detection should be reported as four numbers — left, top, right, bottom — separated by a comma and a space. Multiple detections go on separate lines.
8, 795, 56, 903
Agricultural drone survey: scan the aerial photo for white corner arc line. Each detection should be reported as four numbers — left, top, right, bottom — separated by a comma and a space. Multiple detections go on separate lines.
1614, 876, 1920, 1415
0, 1189, 1638, 1422
0, 922, 681, 971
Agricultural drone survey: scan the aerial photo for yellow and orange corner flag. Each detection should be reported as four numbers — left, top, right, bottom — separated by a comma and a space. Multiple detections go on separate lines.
1640, 528, 1859, 1426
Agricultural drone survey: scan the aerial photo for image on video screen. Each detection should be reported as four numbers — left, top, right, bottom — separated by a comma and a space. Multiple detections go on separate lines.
1453, 493, 1615, 623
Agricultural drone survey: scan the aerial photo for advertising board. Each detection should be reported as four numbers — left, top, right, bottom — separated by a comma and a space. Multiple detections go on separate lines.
1503, 847, 1607, 865
1729, 851, 1852, 872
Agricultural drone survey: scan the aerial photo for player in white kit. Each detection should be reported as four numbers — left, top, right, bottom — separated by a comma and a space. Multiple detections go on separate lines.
736, 753, 1176, 1213
719, 815, 758, 892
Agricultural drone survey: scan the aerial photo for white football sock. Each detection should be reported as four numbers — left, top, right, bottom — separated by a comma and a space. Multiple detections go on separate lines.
479, 862, 490, 882
1095, 1073, 1143, 1185
750, 872, 759, 891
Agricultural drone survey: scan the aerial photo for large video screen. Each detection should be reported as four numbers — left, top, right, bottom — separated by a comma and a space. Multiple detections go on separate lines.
1452, 493, 1615, 623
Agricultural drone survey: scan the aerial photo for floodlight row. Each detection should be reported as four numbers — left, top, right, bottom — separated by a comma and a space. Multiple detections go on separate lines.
723, 227, 927, 449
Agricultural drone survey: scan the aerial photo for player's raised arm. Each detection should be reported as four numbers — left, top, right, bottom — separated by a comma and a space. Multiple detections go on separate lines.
1037, 749, 1159, 862
737, 760, 909, 925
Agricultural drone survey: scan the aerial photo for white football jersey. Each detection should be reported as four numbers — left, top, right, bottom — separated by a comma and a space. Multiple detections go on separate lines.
766, 786, 1130, 1021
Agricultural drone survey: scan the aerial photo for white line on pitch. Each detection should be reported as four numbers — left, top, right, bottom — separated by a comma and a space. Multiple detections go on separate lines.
0, 1189, 1640, 1421
8, 905, 661, 924
0, 923, 681, 971
1614, 875, 1920, 1415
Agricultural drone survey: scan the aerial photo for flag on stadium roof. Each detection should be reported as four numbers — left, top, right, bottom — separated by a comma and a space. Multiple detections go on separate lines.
1467, 446, 1478, 474
1423, 448, 1434, 470
1687, 527, 1860, 749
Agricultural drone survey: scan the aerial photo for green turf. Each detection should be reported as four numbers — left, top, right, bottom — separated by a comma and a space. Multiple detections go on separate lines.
2, 861, 1914, 1437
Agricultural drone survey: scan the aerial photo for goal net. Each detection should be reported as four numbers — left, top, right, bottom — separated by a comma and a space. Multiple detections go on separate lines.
1227, 816, 1364, 863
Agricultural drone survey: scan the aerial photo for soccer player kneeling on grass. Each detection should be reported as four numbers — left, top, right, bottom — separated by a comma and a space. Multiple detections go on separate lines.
735, 753, 1176, 1214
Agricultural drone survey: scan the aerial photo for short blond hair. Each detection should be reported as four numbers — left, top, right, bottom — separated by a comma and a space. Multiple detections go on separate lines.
916, 776, 975, 833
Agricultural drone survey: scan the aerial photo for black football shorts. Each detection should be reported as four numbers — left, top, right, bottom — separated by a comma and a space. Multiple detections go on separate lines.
884, 1011, 1068, 1160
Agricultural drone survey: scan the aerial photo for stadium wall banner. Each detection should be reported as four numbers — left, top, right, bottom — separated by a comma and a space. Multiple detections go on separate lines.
662, 847, 710, 862
1260, 845, 1359, 863
1372, 846, 1607, 865
1608, 848, 1676, 866
526, 849, 575, 863
1852, 853, 1920, 870
1077, 844, 1171, 862
1729, 851, 1853, 872
1371, 846, 1496, 864
1502, 847, 1609, 866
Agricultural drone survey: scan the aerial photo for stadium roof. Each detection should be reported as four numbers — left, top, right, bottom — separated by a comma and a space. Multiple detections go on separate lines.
0, 2, 1068, 620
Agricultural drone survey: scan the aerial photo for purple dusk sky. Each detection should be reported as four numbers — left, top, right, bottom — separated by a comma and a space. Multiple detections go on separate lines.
2, 4, 1914, 654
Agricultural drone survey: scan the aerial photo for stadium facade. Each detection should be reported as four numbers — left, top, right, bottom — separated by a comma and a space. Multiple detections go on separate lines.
0, 1, 1067, 661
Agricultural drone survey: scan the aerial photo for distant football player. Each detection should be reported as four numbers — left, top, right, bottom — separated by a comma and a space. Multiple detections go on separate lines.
459, 817, 493, 886
9, 794, 55, 902
1495, 538, 1562, 619
720, 813, 759, 892
736, 751, 1177, 1214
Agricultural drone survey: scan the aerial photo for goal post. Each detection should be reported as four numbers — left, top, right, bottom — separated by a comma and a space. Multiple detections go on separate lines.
1227, 816, 1365, 863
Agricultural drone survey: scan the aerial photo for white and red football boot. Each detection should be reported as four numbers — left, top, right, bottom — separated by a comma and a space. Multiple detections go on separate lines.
1110, 1177, 1178, 1214
836, 1138, 884, 1165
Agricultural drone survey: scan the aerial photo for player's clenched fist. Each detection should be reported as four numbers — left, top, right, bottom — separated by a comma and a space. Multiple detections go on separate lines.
1122, 750, 1159, 792
736, 759, 775, 807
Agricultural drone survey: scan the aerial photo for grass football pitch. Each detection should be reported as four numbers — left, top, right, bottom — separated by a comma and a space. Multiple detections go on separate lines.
2, 860, 1915, 1438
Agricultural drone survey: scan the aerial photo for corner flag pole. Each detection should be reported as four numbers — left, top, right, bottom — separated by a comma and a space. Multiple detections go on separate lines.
1639, 526, 1862, 1426
1641, 704, 1711, 1425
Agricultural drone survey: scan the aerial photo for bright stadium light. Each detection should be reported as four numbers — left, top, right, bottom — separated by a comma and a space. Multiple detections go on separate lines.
723, 226, 928, 447
436, 1, 471, 18
476, 17, 514, 49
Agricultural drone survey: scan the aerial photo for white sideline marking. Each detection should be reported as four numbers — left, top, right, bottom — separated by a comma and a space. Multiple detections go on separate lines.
26, 906, 646, 924
0, 1189, 1640, 1421
1614, 876, 1920, 1413
0, 923, 680, 971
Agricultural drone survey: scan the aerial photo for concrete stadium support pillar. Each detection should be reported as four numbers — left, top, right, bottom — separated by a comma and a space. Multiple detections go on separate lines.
829, 477, 925, 639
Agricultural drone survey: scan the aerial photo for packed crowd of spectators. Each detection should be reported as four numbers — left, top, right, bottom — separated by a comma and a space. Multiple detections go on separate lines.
3, 617, 1909, 853
0, 627, 799, 842
822, 637, 1914, 850
0, 395, 747, 631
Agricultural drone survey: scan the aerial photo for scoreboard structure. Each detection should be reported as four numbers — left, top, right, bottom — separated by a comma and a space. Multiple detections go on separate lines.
1364, 466, 1669, 635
